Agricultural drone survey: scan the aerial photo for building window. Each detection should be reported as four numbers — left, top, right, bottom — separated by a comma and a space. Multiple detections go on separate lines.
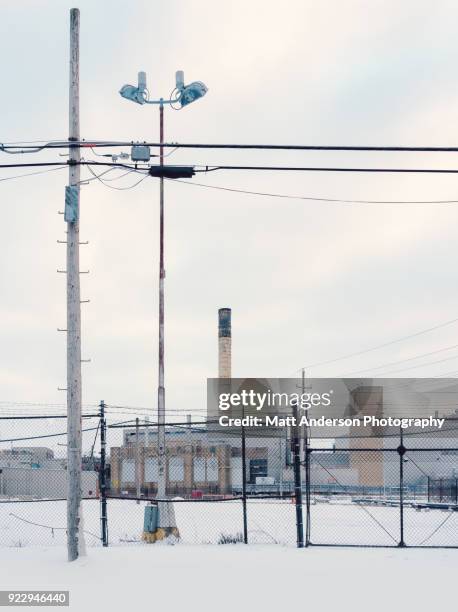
145, 457, 158, 483
206, 457, 218, 482
168, 456, 184, 481
193, 457, 205, 481
121, 459, 135, 483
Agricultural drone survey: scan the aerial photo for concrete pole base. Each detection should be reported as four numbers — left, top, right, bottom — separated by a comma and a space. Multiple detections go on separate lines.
142, 527, 180, 543
142, 500, 180, 543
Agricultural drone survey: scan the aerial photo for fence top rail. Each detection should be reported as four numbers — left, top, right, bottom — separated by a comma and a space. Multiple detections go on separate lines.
0, 413, 99, 420
0, 497, 98, 504
105, 494, 294, 503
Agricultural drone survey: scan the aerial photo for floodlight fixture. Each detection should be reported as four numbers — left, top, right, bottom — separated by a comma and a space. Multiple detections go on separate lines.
178, 80, 208, 107
119, 70, 208, 108
119, 71, 148, 105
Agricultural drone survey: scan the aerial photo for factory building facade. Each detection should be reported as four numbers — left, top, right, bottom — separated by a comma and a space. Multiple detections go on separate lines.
0, 447, 98, 499
110, 427, 275, 497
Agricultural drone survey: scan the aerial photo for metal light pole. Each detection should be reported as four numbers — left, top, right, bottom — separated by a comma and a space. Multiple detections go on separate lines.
157, 100, 166, 499
119, 71, 207, 539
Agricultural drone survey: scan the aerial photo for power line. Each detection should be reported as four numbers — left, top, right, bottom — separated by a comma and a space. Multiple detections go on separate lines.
0, 161, 139, 170
77, 166, 121, 185
0, 414, 98, 420
7, 140, 458, 152
172, 178, 458, 205
0, 166, 67, 183
0, 139, 61, 145
6, 160, 458, 176
0, 401, 97, 408
0, 417, 136, 444
366, 352, 458, 376
2, 160, 458, 204
85, 164, 149, 190
200, 164, 458, 175
295, 316, 458, 371
343, 343, 458, 376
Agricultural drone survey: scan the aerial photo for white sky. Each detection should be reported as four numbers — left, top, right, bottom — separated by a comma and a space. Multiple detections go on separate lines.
2, 0, 458, 417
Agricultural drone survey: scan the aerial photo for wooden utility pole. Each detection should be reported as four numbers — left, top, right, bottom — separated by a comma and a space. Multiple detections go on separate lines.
67, 7, 83, 562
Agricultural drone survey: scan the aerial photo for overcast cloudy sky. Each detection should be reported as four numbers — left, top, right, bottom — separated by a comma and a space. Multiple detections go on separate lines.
2, 0, 458, 417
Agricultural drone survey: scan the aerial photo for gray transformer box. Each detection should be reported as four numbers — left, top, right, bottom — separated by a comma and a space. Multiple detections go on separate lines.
131, 145, 151, 162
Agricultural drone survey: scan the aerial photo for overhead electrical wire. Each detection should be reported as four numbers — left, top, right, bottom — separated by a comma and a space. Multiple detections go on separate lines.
363, 352, 458, 377
199, 164, 458, 175
294, 316, 458, 371
99, 169, 139, 182
0, 139, 61, 145
172, 179, 458, 205
0, 165, 67, 183
5, 159, 458, 176
0, 161, 140, 171
76, 166, 120, 185
0, 417, 139, 444
5, 141, 458, 402
7, 140, 458, 152
343, 343, 458, 376
3, 160, 458, 205
84, 163, 149, 190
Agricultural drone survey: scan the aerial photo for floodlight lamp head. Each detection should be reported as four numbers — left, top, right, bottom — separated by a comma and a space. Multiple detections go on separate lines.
179, 81, 208, 107
119, 72, 148, 105
119, 84, 146, 105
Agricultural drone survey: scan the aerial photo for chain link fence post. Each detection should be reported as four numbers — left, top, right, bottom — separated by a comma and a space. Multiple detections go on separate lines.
99, 400, 108, 547
398, 426, 406, 547
241, 424, 248, 544
292, 404, 304, 548
304, 430, 311, 547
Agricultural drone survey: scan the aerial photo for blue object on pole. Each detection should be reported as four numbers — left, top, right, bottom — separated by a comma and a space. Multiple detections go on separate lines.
64, 185, 79, 223
143, 504, 158, 533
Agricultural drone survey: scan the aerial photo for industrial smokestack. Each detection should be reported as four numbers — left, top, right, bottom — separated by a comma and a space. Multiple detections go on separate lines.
218, 308, 231, 378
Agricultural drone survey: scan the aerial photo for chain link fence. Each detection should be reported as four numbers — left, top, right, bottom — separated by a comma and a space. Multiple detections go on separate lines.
1, 408, 457, 548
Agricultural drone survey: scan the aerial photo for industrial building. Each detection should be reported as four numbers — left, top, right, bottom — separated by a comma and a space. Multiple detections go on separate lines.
109, 424, 279, 497
109, 309, 458, 498
0, 446, 98, 499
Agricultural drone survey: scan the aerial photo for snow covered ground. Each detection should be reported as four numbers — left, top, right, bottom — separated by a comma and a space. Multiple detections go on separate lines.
1, 498, 456, 611
1, 497, 457, 547
2, 544, 456, 612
